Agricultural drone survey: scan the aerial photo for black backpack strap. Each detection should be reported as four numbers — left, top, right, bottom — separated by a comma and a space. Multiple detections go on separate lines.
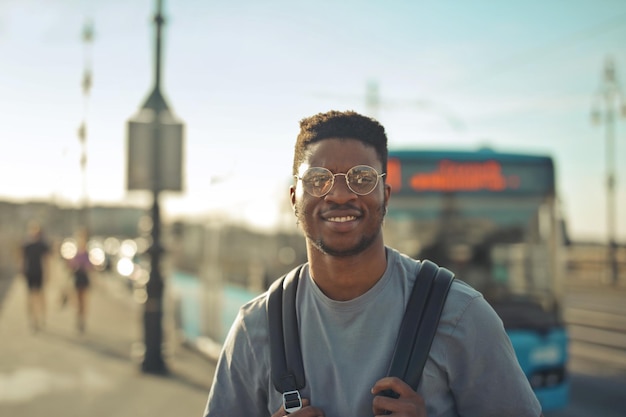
267, 265, 305, 412
387, 259, 455, 391
269, 260, 454, 406
404, 263, 454, 389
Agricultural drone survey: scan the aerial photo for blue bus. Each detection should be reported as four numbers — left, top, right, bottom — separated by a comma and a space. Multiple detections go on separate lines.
384, 148, 569, 411
167, 147, 568, 412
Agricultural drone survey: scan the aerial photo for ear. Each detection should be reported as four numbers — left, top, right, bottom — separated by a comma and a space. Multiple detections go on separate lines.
290, 185, 297, 211
383, 182, 392, 213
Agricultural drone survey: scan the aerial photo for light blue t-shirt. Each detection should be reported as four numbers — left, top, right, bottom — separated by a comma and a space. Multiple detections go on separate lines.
204, 247, 542, 417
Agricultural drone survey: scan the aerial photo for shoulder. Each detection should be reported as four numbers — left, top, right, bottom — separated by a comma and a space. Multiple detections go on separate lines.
446, 280, 486, 315
387, 248, 488, 312
231, 265, 305, 346
392, 249, 504, 337
235, 291, 271, 339
216, 289, 272, 383
216, 267, 305, 385
441, 279, 503, 334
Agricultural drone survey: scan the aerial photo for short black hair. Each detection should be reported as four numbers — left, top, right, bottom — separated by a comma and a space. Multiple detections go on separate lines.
292, 110, 388, 176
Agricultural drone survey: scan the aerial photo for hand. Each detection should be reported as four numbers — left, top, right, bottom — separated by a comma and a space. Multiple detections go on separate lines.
271, 398, 325, 417
371, 377, 427, 416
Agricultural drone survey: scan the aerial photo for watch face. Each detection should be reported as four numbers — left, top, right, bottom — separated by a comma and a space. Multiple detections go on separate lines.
283, 390, 302, 414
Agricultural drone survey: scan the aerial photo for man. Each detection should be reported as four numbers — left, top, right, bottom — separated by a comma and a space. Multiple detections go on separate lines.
21, 221, 51, 332
204, 110, 543, 416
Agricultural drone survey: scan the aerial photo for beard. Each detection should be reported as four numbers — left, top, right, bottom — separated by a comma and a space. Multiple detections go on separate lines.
296, 201, 387, 258
313, 230, 380, 257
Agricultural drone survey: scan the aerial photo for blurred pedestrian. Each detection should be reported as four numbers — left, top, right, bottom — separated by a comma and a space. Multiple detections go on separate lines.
68, 229, 93, 333
21, 221, 51, 332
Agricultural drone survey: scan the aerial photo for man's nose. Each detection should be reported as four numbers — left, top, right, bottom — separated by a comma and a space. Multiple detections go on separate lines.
324, 174, 357, 202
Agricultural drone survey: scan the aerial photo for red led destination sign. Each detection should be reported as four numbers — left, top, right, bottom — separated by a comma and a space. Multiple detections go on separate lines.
387, 156, 552, 195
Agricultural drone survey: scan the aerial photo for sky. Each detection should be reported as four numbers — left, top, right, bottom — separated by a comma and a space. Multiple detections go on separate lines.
1, 0, 626, 241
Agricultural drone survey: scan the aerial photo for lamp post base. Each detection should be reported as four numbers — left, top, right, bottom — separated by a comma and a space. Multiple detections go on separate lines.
142, 307, 168, 375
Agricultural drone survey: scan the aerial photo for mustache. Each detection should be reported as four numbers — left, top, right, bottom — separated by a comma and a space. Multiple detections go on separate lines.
296, 203, 387, 217
323, 203, 361, 211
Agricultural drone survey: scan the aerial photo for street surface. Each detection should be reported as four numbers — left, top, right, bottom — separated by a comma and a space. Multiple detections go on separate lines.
1, 266, 625, 416
0, 265, 215, 417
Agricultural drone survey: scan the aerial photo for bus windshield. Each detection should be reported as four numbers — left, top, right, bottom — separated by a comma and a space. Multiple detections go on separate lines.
383, 149, 564, 330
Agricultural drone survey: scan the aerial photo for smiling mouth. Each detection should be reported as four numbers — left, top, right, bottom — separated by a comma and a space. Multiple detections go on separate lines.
327, 216, 357, 223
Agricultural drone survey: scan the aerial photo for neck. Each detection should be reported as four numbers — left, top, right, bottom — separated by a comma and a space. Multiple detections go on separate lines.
306, 240, 388, 301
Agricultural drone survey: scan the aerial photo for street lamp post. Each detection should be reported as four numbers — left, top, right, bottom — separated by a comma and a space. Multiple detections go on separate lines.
591, 57, 625, 286
126, 0, 184, 374
78, 20, 93, 232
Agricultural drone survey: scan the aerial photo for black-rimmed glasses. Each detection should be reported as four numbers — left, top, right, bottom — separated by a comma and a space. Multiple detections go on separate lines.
295, 165, 385, 197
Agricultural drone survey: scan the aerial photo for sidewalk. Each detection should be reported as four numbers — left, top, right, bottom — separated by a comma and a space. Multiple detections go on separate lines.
0, 262, 216, 417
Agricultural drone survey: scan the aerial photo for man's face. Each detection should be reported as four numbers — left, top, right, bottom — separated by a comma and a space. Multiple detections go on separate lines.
290, 138, 390, 257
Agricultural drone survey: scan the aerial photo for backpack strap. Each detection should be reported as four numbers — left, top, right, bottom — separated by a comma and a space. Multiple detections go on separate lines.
268, 259, 454, 406
267, 265, 305, 413
386, 259, 455, 391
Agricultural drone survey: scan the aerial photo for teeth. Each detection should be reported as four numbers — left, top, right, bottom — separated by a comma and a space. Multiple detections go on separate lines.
327, 216, 356, 223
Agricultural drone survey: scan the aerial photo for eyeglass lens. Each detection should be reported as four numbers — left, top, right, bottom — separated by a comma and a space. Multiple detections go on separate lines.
300, 165, 382, 197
